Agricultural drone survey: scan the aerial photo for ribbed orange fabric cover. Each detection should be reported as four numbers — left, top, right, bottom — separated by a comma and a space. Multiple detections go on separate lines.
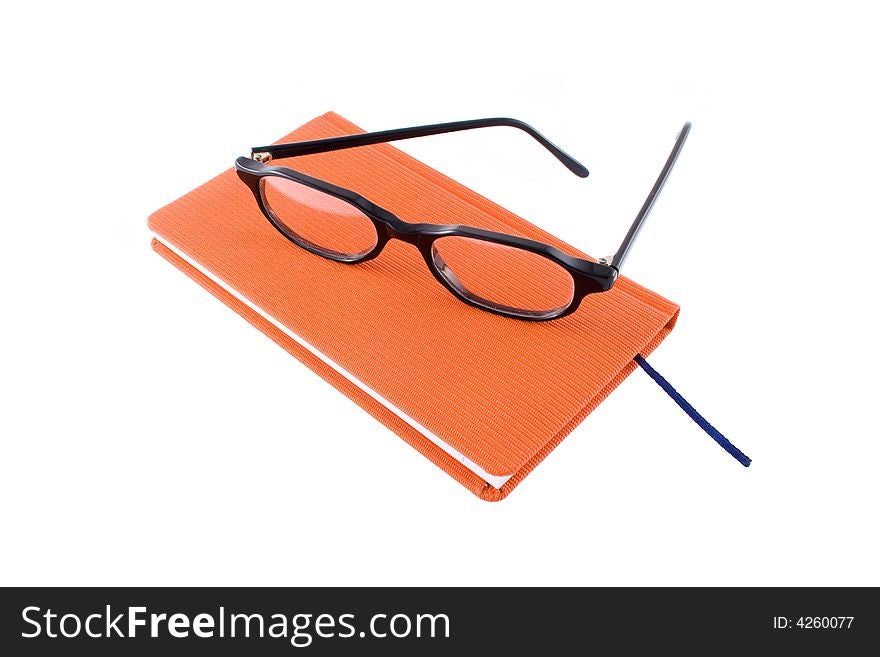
149, 112, 679, 500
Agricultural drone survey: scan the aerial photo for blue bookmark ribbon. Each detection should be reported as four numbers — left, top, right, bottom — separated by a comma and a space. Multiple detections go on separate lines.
634, 355, 751, 467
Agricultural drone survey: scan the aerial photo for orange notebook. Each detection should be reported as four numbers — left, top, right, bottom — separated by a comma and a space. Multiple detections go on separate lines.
148, 112, 679, 501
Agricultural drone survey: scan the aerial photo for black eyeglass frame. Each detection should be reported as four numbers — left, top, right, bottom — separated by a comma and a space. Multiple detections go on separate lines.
234, 118, 691, 321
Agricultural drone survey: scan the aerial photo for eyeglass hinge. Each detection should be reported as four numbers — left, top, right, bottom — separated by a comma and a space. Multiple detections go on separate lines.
252, 151, 273, 164
598, 256, 614, 266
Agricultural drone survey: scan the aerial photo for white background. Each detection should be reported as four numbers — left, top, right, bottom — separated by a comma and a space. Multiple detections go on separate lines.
2, 1, 878, 586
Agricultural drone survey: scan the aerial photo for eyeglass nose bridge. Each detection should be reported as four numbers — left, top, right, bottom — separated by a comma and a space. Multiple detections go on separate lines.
380, 219, 426, 246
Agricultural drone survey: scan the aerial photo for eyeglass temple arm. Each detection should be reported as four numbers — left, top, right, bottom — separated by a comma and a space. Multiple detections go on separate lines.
610, 122, 692, 271
251, 118, 589, 178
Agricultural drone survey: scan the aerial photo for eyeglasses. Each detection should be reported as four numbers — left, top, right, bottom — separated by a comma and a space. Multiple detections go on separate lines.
235, 118, 690, 321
